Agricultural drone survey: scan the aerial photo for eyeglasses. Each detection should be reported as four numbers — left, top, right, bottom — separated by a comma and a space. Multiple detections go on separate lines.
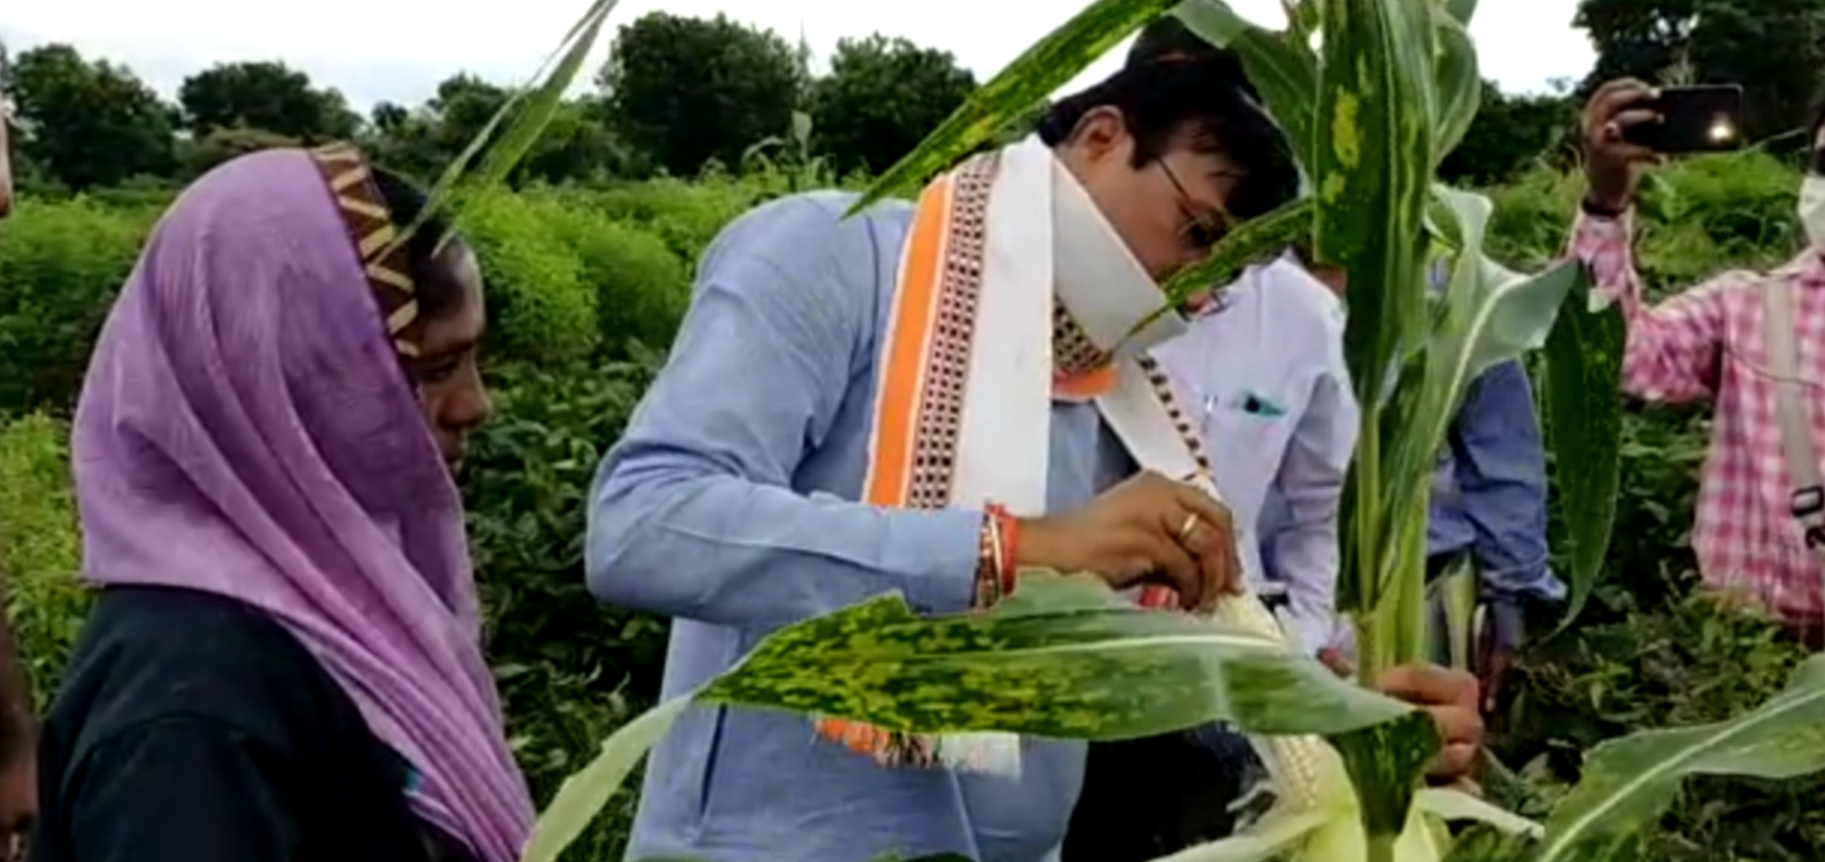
1156, 159, 1231, 249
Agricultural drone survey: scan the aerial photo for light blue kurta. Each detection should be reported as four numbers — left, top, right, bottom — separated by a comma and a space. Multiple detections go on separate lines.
586, 191, 1142, 862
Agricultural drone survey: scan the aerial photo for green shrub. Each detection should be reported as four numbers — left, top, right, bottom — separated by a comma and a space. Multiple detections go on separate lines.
464, 354, 671, 860
581, 177, 753, 265
0, 196, 158, 414
0, 413, 90, 708
539, 205, 692, 354
462, 191, 601, 365
1500, 586, 1825, 861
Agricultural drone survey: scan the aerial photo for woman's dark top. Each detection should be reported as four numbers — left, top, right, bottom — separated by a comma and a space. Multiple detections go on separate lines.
29, 585, 478, 862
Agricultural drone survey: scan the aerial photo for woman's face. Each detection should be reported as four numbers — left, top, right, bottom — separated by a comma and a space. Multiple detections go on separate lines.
405, 239, 491, 469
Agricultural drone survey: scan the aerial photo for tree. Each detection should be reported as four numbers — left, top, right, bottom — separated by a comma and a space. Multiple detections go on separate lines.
5, 44, 176, 190
178, 61, 360, 142
1439, 81, 1576, 186
364, 75, 630, 186
807, 35, 977, 176
1576, 0, 1825, 145
599, 12, 803, 177
370, 101, 409, 135
362, 74, 510, 180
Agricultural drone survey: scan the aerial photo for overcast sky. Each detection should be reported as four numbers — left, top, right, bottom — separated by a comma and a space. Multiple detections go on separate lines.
2, 0, 1594, 114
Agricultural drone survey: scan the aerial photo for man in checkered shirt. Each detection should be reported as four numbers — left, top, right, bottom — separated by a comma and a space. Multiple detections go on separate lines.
1579, 78, 1825, 639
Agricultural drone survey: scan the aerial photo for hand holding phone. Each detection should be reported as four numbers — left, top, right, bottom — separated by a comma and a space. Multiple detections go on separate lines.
1620, 84, 1745, 154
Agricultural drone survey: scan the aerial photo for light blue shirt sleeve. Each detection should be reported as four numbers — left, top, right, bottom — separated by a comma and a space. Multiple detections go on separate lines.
584, 194, 983, 629
1263, 362, 1356, 654
1430, 359, 1565, 604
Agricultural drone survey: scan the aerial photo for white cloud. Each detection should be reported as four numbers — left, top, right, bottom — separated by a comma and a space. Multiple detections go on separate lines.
2, 0, 1595, 113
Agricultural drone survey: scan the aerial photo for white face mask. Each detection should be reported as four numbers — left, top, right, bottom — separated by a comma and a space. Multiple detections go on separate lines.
1799, 174, 1825, 248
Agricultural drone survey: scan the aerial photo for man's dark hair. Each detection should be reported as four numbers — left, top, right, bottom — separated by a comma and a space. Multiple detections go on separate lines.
1125, 17, 1263, 103
1036, 56, 1299, 220
369, 165, 466, 320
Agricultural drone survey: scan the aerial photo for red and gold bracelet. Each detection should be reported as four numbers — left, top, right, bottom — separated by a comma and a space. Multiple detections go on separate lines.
992, 504, 1019, 598
974, 503, 1021, 607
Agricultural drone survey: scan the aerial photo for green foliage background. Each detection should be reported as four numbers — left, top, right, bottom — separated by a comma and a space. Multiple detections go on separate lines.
3, 153, 1823, 860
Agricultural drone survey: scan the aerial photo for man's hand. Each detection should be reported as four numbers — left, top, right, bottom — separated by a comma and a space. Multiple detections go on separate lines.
1582, 77, 1663, 213
1374, 663, 1483, 784
1018, 470, 1243, 613
0, 754, 33, 862
1475, 600, 1528, 715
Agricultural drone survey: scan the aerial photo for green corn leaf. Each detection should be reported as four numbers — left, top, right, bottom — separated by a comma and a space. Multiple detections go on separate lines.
1358, 191, 1585, 646
388, 0, 619, 258
1173, 0, 1320, 174
1443, 0, 1479, 25
849, 0, 1179, 215
1533, 654, 1825, 862
1281, 0, 1321, 44
1413, 788, 1543, 838
455, 2, 615, 206
1383, 187, 1586, 585
1317, 0, 1438, 674
1130, 195, 1315, 343
519, 695, 691, 862
1539, 278, 1625, 632
1331, 711, 1443, 848
1144, 810, 1330, 862
1430, 10, 1481, 169
699, 574, 1417, 740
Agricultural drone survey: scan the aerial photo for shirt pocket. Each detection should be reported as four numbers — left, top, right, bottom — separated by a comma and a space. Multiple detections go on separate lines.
1200, 391, 1297, 524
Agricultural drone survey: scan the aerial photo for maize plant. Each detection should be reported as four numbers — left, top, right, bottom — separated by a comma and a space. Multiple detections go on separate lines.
470, 2, 1825, 862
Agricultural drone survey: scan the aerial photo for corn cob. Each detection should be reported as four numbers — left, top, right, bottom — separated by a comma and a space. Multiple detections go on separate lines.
1206, 584, 1334, 814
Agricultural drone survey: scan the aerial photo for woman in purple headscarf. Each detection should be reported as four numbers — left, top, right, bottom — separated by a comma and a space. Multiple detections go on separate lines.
27, 145, 535, 862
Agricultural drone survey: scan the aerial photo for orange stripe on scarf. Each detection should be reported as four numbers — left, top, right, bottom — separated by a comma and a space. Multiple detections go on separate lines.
862, 174, 955, 507
823, 172, 961, 764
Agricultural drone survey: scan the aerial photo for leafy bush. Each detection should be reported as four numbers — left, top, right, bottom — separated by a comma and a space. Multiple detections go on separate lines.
579, 177, 753, 265
0, 413, 90, 709
1500, 585, 1825, 861
463, 191, 601, 366
0, 197, 159, 414
463, 354, 671, 859
539, 205, 692, 353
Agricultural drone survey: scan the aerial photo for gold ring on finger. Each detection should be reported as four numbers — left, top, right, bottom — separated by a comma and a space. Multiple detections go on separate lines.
1177, 512, 1199, 544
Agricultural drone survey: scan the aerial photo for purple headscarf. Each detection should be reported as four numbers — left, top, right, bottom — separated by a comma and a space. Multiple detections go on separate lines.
71, 149, 535, 861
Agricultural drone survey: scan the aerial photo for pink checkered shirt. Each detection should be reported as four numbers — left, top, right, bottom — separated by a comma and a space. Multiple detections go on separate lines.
1572, 211, 1825, 620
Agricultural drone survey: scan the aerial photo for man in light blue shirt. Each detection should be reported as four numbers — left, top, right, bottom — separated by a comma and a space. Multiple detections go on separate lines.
587, 42, 1483, 862
587, 55, 1305, 862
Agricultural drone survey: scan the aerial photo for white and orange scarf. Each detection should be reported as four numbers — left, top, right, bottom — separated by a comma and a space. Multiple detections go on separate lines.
814, 137, 1245, 775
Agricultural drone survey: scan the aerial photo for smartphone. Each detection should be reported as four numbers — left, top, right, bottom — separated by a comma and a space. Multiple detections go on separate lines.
1621, 84, 1745, 153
